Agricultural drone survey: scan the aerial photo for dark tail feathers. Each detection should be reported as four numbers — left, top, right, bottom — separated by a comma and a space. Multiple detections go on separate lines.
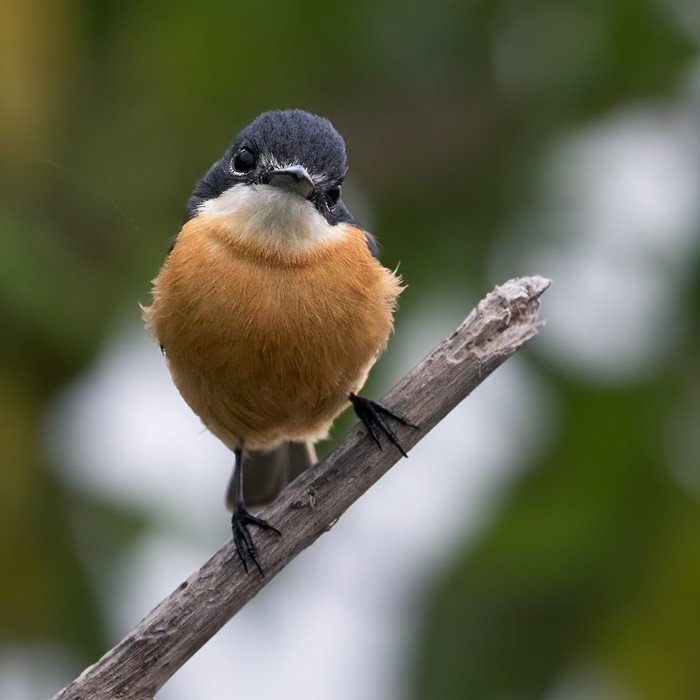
226, 441, 317, 510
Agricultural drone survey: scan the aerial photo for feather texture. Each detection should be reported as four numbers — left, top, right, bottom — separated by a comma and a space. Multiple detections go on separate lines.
143, 215, 402, 452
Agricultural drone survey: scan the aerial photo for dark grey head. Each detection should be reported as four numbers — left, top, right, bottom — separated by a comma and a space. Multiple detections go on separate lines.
184, 110, 354, 227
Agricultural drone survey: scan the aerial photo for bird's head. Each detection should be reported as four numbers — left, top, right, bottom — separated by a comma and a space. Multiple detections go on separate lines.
185, 110, 354, 252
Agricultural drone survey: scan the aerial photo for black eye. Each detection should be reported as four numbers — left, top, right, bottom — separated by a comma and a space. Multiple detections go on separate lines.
327, 186, 341, 206
232, 148, 256, 173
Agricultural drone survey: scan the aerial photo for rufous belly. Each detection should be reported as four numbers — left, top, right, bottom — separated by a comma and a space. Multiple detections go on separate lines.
143, 218, 402, 451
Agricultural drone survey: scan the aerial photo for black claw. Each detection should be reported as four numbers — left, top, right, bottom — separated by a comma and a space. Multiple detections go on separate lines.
353, 398, 382, 449
231, 509, 281, 577
349, 394, 418, 458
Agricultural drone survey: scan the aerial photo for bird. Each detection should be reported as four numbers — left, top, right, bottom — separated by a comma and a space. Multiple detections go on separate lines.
143, 109, 415, 574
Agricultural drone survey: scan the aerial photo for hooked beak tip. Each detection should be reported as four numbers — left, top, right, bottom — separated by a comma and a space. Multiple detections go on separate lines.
263, 165, 315, 199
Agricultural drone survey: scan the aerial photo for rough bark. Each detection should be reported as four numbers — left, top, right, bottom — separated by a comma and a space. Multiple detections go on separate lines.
53, 275, 551, 700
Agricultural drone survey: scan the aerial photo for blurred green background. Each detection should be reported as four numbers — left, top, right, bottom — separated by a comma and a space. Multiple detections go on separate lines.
1, 0, 699, 698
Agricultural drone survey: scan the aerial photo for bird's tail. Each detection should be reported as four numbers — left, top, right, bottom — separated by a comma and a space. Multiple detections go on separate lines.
226, 441, 317, 510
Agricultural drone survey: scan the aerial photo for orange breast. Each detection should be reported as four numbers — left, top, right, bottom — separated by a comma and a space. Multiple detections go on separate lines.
143, 218, 402, 451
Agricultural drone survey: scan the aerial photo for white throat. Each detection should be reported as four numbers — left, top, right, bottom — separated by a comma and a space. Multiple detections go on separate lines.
199, 184, 345, 252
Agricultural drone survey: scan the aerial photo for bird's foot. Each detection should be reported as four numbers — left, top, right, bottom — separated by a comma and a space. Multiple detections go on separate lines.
231, 508, 281, 576
349, 393, 418, 458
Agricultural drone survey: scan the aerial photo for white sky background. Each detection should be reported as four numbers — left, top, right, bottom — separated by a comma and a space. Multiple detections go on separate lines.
2, 68, 700, 700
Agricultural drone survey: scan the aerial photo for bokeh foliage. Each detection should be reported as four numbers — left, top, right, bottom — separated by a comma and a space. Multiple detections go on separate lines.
1, 0, 698, 698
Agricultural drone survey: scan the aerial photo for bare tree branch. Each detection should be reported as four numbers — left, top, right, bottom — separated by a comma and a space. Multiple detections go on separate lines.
53, 275, 551, 700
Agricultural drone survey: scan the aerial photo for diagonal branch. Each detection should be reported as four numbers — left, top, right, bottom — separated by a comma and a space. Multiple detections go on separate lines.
53, 275, 551, 700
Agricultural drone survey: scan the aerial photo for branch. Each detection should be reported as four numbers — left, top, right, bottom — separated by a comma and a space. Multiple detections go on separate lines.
53, 275, 551, 700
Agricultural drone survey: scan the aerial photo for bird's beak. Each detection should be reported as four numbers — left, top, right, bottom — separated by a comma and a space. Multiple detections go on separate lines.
263, 165, 315, 199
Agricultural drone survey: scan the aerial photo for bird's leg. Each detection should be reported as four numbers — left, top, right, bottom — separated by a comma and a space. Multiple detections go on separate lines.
231, 447, 281, 576
348, 394, 418, 458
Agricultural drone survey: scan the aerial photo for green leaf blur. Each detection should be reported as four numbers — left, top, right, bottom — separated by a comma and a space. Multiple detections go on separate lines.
1, 0, 698, 698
